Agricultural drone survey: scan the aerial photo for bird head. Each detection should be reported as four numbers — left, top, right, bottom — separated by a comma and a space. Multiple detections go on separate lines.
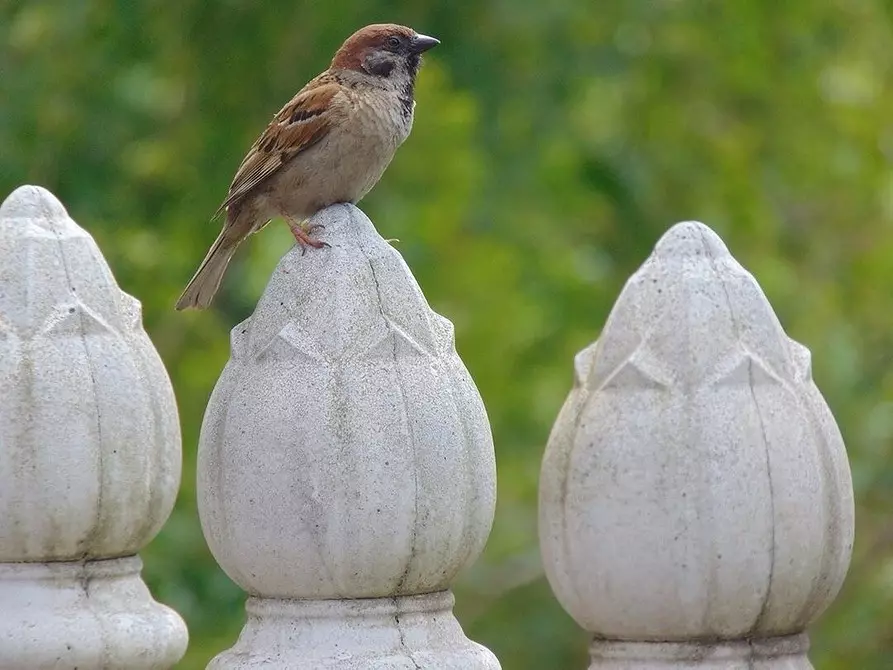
331, 24, 440, 79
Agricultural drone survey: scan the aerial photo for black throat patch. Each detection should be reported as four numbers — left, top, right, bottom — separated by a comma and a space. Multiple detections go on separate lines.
399, 79, 414, 120
401, 53, 422, 119
406, 53, 421, 78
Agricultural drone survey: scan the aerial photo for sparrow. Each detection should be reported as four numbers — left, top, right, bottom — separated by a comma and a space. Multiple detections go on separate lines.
175, 23, 439, 310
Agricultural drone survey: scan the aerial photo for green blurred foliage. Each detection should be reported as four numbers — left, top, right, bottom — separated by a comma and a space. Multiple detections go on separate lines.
2, 0, 893, 667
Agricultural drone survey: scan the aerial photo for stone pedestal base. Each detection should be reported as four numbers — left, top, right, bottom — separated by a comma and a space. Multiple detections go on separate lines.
0, 556, 187, 669
208, 590, 500, 669
588, 634, 811, 670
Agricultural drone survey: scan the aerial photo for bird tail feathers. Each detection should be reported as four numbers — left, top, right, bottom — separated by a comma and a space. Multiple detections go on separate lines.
175, 230, 239, 310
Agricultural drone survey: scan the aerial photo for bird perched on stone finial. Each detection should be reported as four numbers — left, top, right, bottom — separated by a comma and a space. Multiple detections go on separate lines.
176, 23, 439, 310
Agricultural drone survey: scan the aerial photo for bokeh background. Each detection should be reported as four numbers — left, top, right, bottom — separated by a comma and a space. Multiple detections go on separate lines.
2, 1, 892, 668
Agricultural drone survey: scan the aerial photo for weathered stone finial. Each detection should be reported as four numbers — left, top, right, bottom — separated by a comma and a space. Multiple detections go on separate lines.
0, 185, 188, 669
539, 221, 854, 669
198, 204, 499, 669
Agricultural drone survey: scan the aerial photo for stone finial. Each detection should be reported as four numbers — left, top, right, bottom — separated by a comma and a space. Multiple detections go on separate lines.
0, 186, 187, 668
197, 204, 499, 669
539, 221, 854, 669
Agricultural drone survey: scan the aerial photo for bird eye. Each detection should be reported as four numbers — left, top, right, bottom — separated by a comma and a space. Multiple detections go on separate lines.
387, 36, 401, 49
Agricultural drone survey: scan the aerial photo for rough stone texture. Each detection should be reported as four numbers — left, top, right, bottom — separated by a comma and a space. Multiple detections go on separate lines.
539, 221, 854, 670
0, 558, 187, 669
208, 593, 498, 670
587, 635, 810, 670
0, 185, 187, 668
197, 204, 498, 669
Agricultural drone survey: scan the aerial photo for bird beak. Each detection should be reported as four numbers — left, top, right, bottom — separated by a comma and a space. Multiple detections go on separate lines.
410, 34, 440, 54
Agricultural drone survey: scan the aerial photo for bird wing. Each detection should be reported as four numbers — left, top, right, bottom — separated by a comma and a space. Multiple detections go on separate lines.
213, 76, 346, 219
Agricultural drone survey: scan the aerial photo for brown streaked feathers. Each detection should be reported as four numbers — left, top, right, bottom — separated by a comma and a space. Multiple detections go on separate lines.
175, 23, 438, 311
213, 23, 419, 222
213, 81, 344, 219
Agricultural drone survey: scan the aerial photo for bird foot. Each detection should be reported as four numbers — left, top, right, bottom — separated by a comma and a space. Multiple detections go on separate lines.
287, 221, 330, 255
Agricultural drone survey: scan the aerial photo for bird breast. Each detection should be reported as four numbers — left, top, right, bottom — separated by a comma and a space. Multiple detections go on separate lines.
346, 84, 414, 180
266, 85, 413, 221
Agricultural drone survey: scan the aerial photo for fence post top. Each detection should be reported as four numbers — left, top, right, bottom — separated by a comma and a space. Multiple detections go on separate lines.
540, 219, 854, 658
651, 220, 729, 256
0, 184, 70, 221
197, 203, 499, 668
0, 184, 187, 668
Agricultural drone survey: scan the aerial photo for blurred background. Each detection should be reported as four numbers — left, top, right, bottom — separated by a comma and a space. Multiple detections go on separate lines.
2, 1, 892, 668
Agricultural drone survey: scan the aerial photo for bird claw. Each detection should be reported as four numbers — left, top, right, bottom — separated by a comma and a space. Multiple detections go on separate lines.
299, 240, 331, 256
288, 220, 329, 253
